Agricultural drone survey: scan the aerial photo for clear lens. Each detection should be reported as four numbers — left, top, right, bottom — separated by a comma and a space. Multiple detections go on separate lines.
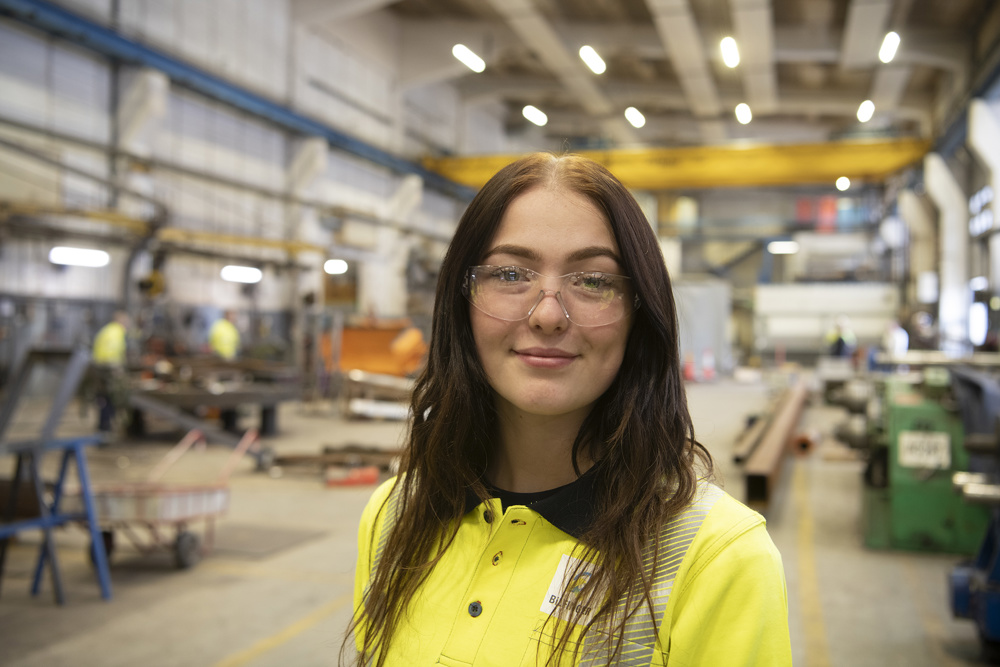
466, 265, 636, 326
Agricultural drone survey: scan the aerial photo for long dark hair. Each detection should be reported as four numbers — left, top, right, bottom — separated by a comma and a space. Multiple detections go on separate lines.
344, 153, 712, 665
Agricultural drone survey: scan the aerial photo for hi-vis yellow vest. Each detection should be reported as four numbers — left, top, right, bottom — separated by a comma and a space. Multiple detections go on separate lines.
353, 477, 792, 666
92, 321, 126, 366
209, 318, 240, 360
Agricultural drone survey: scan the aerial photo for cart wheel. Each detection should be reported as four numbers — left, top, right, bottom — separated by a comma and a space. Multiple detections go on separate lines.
254, 446, 276, 472
174, 531, 201, 569
88, 530, 115, 566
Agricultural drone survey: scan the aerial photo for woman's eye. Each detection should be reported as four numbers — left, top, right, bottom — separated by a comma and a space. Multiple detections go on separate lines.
494, 266, 528, 281
578, 274, 608, 290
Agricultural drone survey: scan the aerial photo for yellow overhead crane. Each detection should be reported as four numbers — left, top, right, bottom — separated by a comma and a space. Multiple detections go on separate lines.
422, 138, 932, 191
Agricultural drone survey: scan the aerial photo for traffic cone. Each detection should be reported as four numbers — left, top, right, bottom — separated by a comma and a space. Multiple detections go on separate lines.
702, 348, 716, 381
683, 351, 697, 381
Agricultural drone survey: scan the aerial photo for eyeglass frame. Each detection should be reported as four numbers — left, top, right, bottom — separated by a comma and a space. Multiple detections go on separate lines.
462, 264, 641, 327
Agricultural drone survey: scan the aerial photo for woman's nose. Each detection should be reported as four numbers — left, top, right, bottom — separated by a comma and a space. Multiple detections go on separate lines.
527, 290, 569, 332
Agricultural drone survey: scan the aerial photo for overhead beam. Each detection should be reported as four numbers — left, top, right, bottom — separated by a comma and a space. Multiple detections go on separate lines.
646, 0, 722, 120
840, 0, 891, 69
458, 74, 932, 127
485, 0, 638, 145
730, 0, 777, 113
422, 138, 931, 190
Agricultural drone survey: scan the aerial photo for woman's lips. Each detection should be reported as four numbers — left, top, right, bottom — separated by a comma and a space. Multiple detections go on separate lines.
515, 347, 577, 369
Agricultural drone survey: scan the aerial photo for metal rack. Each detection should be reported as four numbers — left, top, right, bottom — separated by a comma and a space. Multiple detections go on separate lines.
0, 347, 112, 603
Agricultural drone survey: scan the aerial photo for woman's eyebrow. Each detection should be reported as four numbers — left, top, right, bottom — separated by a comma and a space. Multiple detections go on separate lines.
567, 246, 622, 264
483, 244, 539, 261
484, 244, 622, 265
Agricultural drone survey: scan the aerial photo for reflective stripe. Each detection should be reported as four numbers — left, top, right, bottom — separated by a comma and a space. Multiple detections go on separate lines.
580, 481, 723, 666
368, 482, 405, 594
360, 483, 405, 667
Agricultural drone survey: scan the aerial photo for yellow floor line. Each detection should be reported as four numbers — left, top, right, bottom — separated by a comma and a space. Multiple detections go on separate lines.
794, 461, 832, 667
212, 593, 352, 667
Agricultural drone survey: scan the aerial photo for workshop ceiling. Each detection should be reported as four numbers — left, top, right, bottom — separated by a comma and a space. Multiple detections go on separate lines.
316, 0, 995, 153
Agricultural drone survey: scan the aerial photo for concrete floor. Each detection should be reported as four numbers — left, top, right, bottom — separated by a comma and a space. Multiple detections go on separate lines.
0, 373, 991, 666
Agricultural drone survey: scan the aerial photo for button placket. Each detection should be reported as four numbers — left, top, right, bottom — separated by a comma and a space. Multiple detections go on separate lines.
439, 508, 536, 662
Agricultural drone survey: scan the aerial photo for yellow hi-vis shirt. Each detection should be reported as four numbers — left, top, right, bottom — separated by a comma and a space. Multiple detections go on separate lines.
92, 321, 126, 366
354, 475, 792, 666
209, 318, 240, 360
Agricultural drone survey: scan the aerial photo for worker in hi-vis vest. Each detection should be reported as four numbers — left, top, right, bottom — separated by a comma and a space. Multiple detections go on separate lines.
209, 309, 242, 431
92, 310, 130, 432
209, 310, 241, 360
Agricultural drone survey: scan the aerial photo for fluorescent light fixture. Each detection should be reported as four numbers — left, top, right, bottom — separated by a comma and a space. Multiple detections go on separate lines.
720, 37, 740, 68
735, 103, 752, 124
970, 276, 989, 292
324, 259, 349, 275
836, 176, 851, 191
220, 265, 262, 284
49, 246, 109, 267
452, 44, 485, 73
879, 31, 900, 63
624, 106, 645, 128
767, 241, 799, 255
579, 45, 606, 74
857, 99, 875, 122
522, 105, 548, 127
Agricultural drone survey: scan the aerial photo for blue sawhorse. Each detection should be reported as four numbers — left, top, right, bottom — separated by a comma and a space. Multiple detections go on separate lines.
0, 435, 112, 603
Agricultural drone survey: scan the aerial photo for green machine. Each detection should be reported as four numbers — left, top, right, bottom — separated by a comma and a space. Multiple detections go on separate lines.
863, 369, 991, 553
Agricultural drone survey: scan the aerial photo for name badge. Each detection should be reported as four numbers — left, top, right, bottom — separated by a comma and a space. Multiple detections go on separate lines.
540, 553, 599, 624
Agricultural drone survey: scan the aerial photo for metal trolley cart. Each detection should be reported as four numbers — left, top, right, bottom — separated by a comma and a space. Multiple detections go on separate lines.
70, 428, 257, 569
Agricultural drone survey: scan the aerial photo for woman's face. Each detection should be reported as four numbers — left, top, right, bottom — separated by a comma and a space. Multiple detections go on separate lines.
470, 184, 632, 423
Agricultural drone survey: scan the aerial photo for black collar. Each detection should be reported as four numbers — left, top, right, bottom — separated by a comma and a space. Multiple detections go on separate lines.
463, 468, 598, 539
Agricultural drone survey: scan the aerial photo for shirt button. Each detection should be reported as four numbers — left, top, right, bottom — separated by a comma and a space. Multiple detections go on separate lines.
492, 551, 502, 566
468, 601, 483, 617
483, 510, 493, 523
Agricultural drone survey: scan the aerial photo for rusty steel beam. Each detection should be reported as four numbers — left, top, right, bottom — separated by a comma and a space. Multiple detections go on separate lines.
745, 382, 808, 507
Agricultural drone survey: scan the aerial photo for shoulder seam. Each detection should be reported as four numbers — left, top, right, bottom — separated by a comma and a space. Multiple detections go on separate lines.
675, 509, 764, 595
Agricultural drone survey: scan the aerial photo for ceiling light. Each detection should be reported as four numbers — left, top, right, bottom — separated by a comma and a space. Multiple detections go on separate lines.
624, 106, 645, 128
579, 45, 606, 75
452, 44, 485, 73
49, 246, 109, 267
767, 241, 799, 255
735, 103, 752, 124
324, 259, 349, 275
857, 100, 875, 122
720, 37, 740, 68
879, 32, 900, 63
522, 105, 548, 127
836, 177, 851, 191
221, 265, 262, 284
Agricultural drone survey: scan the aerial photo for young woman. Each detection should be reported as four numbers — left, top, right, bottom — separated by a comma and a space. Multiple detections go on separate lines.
345, 153, 791, 666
